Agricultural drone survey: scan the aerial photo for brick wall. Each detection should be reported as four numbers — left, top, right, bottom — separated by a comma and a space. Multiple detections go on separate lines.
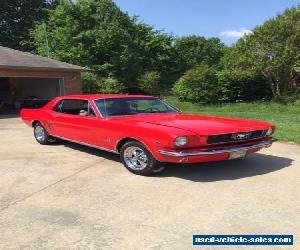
0, 68, 82, 95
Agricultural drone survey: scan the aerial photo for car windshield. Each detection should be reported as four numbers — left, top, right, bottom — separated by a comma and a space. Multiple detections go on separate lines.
94, 97, 179, 117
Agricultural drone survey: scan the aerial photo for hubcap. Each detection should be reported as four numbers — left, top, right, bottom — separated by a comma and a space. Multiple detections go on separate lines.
34, 126, 46, 142
123, 146, 148, 170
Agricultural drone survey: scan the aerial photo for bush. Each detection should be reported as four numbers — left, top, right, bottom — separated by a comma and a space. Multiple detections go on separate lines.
172, 64, 218, 103
82, 72, 102, 93
216, 69, 270, 102
101, 77, 127, 94
273, 89, 300, 104
138, 71, 161, 96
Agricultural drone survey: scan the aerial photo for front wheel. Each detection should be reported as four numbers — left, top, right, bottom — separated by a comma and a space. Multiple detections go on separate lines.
33, 122, 55, 145
120, 141, 165, 176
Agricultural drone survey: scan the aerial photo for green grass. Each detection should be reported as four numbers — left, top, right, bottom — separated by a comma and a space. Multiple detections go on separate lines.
165, 96, 300, 144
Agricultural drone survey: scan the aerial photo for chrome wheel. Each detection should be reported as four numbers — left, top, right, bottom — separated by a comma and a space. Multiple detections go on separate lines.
123, 146, 148, 170
34, 125, 46, 142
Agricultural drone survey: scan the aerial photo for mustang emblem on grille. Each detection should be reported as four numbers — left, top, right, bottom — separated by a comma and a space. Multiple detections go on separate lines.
231, 132, 252, 140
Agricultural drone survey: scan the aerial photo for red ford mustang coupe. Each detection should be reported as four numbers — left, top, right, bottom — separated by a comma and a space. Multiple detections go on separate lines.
20, 94, 275, 175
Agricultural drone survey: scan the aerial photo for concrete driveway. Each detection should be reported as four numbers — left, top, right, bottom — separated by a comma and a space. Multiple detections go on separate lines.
0, 118, 299, 249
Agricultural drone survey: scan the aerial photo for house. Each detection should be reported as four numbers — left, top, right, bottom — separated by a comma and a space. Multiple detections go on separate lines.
0, 46, 86, 112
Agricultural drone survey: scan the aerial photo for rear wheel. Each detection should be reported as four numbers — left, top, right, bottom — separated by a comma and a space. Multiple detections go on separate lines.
33, 122, 55, 145
120, 141, 165, 176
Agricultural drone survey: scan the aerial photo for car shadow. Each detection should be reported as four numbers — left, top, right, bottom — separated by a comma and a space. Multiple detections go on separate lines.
55, 140, 292, 182
60, 140, 121, 162
0, 114, 19, 119
158, 153, 293, 182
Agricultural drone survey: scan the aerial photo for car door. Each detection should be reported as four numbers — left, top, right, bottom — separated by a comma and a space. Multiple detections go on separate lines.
50, 99, 99, 144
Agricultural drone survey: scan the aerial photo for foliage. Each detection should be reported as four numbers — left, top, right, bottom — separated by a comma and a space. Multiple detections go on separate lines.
0, 0, 57, 52
133, 26, 176, 86
172, 64, 218, 103
31, 0, 177, 90
225, 7, 300, 98
216, 68, 270, 102
27, 0, 231, 95
101, 77, 127, 94
1, 0, 297, 102
138, 71, 161, 96
82, 72, 102, 93
32, 0, 133, 72
273, 89, 300, 104
174, 36, 225, 73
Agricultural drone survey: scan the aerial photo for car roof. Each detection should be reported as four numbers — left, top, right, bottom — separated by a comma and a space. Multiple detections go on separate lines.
57, 94, 156, 101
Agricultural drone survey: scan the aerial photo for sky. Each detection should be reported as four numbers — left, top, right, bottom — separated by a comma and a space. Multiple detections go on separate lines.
114, 0, 299, 45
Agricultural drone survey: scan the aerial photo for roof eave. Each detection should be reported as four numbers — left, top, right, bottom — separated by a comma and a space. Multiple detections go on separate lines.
0, 65, 89, 72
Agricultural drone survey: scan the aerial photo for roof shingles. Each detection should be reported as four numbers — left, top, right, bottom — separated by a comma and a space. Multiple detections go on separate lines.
0, 46, 86, 71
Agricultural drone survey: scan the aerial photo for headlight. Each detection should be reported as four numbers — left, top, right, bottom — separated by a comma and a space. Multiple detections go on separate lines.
266, 128, 273, 136
174, 136, 188, 147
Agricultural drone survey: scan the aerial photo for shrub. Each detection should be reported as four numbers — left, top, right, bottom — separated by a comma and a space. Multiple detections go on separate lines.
172, 64, 218, 103
82, 72, 102, 93
101, 77, 127, 94
273, 89, 300, 104
216, 69, 270, 102
138, 71, 161, 96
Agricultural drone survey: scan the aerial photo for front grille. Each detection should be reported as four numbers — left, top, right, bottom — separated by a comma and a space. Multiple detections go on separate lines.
207, 130, 267, 144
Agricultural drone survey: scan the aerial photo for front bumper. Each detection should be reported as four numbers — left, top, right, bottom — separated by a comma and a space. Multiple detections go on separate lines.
157, 139, 274, 163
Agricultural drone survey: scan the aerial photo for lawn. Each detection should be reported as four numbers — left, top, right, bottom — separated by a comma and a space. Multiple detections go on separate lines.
165, 96, 300, 144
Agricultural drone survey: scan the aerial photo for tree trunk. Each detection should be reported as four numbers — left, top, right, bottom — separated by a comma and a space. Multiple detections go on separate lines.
266, 76, 279, 98
275, 80, 281, 96
262, 70, 279, 98
269, 81, 277, 97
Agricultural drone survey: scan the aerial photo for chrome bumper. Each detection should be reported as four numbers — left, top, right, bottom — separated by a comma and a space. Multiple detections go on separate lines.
158, 140, 273, 157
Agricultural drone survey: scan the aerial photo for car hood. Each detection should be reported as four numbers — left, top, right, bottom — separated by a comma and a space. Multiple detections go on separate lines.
125, 113, 272, 135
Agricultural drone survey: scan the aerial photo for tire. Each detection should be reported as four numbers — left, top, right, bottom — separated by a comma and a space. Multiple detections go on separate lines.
33, 122, 55, 145
120, 141, 165, 176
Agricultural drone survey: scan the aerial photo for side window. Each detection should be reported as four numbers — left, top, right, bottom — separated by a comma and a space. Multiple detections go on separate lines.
53, 99, 95, 117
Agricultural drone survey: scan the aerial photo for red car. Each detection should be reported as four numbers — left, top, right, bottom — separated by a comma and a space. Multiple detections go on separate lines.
20, 94, 275, 175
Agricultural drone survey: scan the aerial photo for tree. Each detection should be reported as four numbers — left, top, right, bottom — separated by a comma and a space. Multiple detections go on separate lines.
216, 46, 270, 102
32, 0, 178, 90
133, 27, 177, 86
173, 35, 225, 74
0, 0, 57, 52
33, 0, 135, 74
232, 6, 300, 98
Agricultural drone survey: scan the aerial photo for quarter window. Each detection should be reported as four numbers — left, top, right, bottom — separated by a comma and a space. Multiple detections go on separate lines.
53, 99, 96, 117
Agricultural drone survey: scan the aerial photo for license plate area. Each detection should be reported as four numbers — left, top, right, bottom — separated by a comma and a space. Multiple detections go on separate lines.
229, 150, 246, 160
